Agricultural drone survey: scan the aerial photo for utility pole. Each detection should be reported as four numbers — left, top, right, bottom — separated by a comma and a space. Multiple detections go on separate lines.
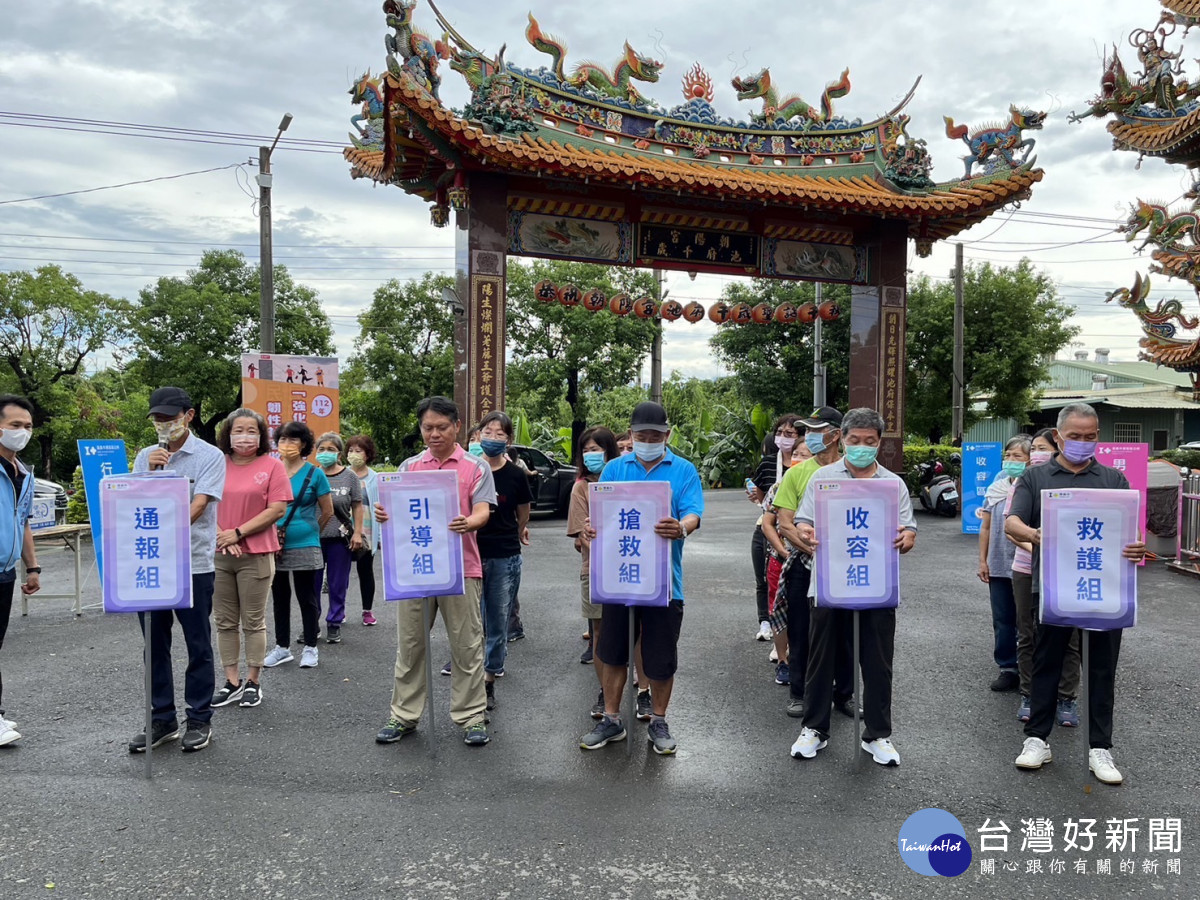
650, 269, 664, 405
952, 242, 965, 442
258, 113, 293, 354
812, 282, 826, 407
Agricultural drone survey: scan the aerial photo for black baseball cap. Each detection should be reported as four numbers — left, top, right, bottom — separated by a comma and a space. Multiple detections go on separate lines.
630, 401, 670, 433
799, 406, 844, 429
148, 386, 194, 417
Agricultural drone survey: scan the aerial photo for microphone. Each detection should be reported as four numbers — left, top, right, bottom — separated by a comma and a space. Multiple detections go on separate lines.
153, 440, 169, 471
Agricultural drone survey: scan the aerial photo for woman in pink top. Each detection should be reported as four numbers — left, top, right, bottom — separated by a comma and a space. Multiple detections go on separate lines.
212, 408, 293, 709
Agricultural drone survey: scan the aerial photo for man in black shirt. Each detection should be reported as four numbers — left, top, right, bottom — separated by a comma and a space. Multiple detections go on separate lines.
1006, 402, 1145, 785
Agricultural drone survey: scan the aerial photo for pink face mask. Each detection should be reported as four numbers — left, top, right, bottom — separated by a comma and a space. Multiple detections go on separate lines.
231, 435, 259, 456
1029, 450, 1053, 467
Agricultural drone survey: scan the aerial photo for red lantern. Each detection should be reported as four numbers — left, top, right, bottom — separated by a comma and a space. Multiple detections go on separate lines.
609, 293, 634, 316
708, 302, 730, 324
683, 301, 706, 323
774, 302, 798, 323
558, 284, 581, 307
661, 299, 684, 321
633, 296, 658, 318
751, 302, 774, 324
728, 302, 753, 324
535, 279, 558, 303
582, 288, 608, 311
818, 300, 841, 321
797, 302, 817, 324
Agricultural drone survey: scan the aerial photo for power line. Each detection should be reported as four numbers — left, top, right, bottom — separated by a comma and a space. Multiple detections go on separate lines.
0, 164, 244, 206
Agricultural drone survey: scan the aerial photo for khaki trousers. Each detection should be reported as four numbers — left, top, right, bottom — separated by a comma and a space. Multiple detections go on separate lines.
390, 578, 486, 728
213, 552, 275, 669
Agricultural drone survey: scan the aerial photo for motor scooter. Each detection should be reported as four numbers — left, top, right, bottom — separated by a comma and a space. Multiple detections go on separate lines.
916, 453, 960, 517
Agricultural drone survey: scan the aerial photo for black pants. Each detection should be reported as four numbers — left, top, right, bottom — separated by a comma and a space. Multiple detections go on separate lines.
1025, 624, 1122, 749
272, 568, 322, 647
137, 573, 216, 727
356, 550, 375, 612
0, 575, 14, 715
803, 606, 895, 741
750, 526, 768, 622
783, 564, 853, 704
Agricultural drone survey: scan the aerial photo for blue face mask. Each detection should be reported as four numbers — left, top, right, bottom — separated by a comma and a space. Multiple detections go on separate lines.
315, 451, 339, 467
805, 431, 828, 455
480, 438, 508, 458
633, 440, 666, 462
583, 451, 606, 474
844, 444, 878, 469
468, 442, 483, 456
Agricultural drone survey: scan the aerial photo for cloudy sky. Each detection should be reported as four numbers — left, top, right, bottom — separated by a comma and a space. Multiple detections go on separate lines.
2, 0, 1193, 380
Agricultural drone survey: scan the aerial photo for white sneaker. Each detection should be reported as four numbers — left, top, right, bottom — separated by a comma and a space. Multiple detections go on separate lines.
756, 621, 771, 642
263, 645, 294, 668
790, 727, 827, 759
299, 646, 319, 668
1, 715, 16, 730
0, 720, 22, 747
1015, 736, 1052, 769
769, 647, 779, 663
1089, 748, 1123, 785
862, 737, 900, 766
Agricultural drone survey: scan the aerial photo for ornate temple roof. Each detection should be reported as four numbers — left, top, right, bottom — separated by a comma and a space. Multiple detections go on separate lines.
346, 1, 1044, 255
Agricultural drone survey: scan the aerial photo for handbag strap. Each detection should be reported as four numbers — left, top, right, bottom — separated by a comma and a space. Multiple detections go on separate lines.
280, 464, 317, 531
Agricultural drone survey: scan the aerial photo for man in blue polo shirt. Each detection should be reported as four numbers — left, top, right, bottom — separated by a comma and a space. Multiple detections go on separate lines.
580, 401, 704, 756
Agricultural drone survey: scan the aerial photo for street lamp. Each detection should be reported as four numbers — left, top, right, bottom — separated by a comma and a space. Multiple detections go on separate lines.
258, 113, 293, 354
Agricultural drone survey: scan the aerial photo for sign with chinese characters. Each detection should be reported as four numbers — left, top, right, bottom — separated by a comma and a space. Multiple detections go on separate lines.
813, 478, 901, 609
637, 224, 758, 271
78, 439, 130, 579
239, 354, 339, 452
29, 495, 56, 532
879, 307, 906, 439
379, 471, 464, 601
100, 474, 192, 613
469, 274, 505, 422
589, 482, 671, 606
1097, 442, 1148, 566
962, 443, 1003, 536
1040, 489, 1139, 630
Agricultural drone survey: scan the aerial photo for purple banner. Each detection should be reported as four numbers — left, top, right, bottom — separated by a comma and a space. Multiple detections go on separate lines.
101, 474, 192, 613
379, 471, 465, 601
813, 478, 901, 609
589, 482, 671, 606
1040, 488, 1138, 630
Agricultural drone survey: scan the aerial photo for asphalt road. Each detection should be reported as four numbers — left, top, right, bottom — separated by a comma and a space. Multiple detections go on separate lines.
2, 489, 1197, 899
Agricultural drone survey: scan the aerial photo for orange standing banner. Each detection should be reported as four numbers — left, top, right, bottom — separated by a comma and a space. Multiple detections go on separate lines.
240, 354, 340, 450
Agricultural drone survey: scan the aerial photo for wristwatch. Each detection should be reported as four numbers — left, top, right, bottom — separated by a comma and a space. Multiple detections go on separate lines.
26, 566, 41, 574
235, 528, 244, 540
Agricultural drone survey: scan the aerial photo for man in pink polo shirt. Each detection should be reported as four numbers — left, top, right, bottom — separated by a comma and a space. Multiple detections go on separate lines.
374, 396, 497, 746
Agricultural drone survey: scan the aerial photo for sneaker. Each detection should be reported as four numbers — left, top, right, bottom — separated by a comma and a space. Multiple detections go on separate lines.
768, 647, 778, 663
507, 630, 525, 643
647, 719, 677, 756
786, 696, 805, 718
238, 682, 262, 708
0, 720, 22, 747
440, 660, 452, 676
1015, 736, 1052, 769
362, 611, 377, 626
0, 714, 16, 730
590, 689, 606, 720
485, 681, 497, 711
861, 737, 901, 766
990, 670, 1019, 692
580, 645, 594, 665
326, 626, 342, 644
299, 646, 319, 668
580, 718, 626, 750
463, 722, 490, 746
1056, 698, 1079, 728
128, 720, 180, 753
1088, 748, 1123, 785
790, 727, 827, 759
181, 721, 212, 752
756, 620, 771, 642
833, 698, 862, 718
494, 668, 506, 678
212, 680, 244, 708
263, 645, 294, 668
774, 662, 790, 685
1016, 695, 1031, 722
635, 689, 652, 721
375, 716, 417, 743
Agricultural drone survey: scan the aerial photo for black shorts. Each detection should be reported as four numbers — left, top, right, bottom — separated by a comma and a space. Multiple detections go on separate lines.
596, 600, 684, 681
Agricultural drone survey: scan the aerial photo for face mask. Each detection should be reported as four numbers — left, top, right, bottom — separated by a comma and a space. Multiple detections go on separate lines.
278, 445, 301, 461
633, 440, 666, 462
316, 451, 339, 467
1029, 450, 1053, 467
480, 438, 508, 458
775, 436, 797, 456
1061, 440, 1097, 464
347, 451, 366, 468
583, 451, 606, 474
231, 435, 259, 456
0, 428, 31, 452
805, 431, 828, 455
1002, 461, 1026, 478
468, 442, 483, 456
844, 444, 878, 469
155, 417, 188, 444
620, 448, 631, 456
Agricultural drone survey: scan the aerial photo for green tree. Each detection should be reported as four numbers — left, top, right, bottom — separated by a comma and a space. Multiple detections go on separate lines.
127, 250, 334, 442
51, 369, 154, 477
506, 260, 658, 450
905, 260, 1079, 440
340, 272, 456, 463
0, 266, 129, 476
708, 279, 852, 417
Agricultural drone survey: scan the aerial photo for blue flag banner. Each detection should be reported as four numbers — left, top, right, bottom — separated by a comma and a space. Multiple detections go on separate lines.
962, 443, 1002, 535
77, 439, 129, 578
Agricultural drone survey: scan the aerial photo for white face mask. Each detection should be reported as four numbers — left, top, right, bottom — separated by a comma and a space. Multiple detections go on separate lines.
0, 428, 31, 452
